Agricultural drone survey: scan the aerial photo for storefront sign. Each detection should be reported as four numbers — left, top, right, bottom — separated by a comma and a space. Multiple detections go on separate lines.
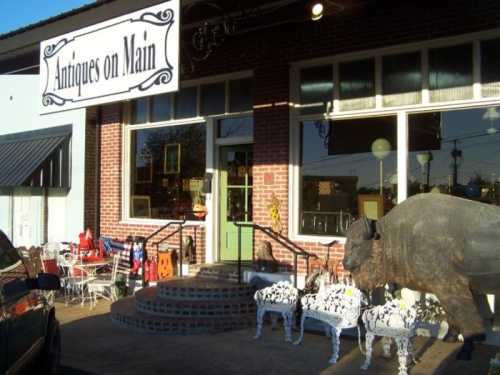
40, 0, 179, 114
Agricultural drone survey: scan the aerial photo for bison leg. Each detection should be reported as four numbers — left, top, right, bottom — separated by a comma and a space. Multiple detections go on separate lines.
433, 287, 485, 361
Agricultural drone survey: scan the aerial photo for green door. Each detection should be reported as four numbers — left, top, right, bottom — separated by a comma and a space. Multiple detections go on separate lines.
219, 145, 253, 261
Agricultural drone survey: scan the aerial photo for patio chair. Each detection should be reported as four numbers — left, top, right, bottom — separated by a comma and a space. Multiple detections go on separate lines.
294, 283, 363, 364
361, 300, 418, 375
64, 260, 96, 307
41, 258, 60, 305
87, 254, 120, 309
253, 281, 299, 342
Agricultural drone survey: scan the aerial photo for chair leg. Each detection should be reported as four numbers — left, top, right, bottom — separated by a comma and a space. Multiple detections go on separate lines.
361, 333, 375, 370
329, 327, 342, 364
254, 308, 265, 339
293, 313, 307, 345
395, 337, 410, 375
282, 311, 293, 343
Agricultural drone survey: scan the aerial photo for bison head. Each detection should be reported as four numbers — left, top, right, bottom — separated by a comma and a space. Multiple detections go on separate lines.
343, 217, 385, 290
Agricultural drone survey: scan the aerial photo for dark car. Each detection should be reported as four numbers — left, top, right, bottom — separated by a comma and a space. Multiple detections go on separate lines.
0, 230, 61, 375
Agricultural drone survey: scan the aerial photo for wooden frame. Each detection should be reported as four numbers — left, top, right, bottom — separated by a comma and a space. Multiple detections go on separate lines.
131, 195, 151, 218
357, 194, 384, 220
164, 143, 181, 174
135, 154, 153, 183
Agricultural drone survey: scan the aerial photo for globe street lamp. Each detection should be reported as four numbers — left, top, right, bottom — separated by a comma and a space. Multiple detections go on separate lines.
371, 138, 391, 196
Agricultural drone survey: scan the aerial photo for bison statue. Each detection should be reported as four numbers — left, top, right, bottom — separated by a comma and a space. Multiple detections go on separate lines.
343, 193, 500, 357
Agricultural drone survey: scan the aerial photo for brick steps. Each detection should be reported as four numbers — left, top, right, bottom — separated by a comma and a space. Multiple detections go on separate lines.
135, 287, 256, 318
111, 276, 256, 335
157, 277, 254, 300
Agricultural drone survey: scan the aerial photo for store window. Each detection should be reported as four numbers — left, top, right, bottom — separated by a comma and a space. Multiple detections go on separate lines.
383, 52, 422, 107
339, 58, 375, 111
408, 106, 500, 204
130, 123, 206, 220
481, 38, 500, 98
429, 44, 473, 102
218, 117, 253, 139
300, 116, 397, 236
175, 87, 198, 119
201, 82, 225, 116
229, 78, 253, 113
299, 65, 333, 114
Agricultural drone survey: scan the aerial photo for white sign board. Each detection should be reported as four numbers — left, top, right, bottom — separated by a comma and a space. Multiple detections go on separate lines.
40, 0, 179, 114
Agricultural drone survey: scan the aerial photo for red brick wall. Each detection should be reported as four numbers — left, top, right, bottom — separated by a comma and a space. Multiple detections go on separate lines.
97, 1, 500, 272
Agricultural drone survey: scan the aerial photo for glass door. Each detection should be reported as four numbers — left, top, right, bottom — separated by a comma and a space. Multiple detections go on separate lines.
219, 145, 253, 261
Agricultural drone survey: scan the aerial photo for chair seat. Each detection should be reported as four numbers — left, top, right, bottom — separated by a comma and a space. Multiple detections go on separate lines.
295, 284, 363, 365
254, 281, 299, 343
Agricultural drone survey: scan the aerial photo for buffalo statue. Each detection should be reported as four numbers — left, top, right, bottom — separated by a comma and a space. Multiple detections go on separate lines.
343, 193, 500, 356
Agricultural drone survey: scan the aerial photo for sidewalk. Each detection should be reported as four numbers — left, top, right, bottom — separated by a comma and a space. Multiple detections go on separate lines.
56, 301, 496, 375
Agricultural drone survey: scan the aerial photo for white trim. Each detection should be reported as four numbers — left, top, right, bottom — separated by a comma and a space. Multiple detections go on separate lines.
397, 111, 408, 204
215, 137, 253, 146
473, 40, 482, 99
205, 118, 215, 264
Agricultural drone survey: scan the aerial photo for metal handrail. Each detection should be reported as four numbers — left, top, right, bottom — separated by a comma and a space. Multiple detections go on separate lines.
233, 220, 317, 287
142, 210, 208, 283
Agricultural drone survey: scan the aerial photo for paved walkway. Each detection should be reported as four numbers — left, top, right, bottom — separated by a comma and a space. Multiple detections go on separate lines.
55, 301, 496, 375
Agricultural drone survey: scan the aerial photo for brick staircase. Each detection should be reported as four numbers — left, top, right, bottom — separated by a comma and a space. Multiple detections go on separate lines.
111, 277, 256, 334
189, 262, 253, 283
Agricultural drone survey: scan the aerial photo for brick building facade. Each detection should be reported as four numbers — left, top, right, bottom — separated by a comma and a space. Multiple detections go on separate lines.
92, 0, 500, 279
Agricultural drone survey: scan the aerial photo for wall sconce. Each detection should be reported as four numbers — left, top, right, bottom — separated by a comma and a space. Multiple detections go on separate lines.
310, 1, 324, 21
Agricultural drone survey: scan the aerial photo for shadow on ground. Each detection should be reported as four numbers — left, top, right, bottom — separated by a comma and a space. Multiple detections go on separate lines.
56, 302, 497, 375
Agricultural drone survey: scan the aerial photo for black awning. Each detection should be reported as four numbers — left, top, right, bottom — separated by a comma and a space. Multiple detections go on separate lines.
0, 125, 72, 187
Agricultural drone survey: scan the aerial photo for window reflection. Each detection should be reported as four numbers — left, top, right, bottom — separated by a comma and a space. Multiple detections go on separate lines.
174, 87, 198, 119
383, 52, 422, 106
130, 124, 206, 220
218, 117, 253, 138
408, 106, 500, 205
429, 44, 473, 102
299, 65, 333, 114
300, 117, 397, 236
339, 59, 375, 111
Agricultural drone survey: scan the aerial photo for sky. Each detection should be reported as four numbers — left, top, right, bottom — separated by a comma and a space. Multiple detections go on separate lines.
0, 0, 96, 35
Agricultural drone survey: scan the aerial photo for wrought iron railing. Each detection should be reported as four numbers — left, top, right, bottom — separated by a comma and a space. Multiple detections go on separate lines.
142, 210, 207, 282
233, 220, 317, 287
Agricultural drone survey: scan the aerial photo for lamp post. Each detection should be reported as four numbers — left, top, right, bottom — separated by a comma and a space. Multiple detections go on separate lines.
416, 151, 433, 192
371, 138, 391, 196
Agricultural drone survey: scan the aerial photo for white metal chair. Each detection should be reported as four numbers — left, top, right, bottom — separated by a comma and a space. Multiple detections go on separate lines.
361, 300, 418, 375
294, 283, 363, 364
87, 254, 120, 309
63, 259, 96, 307
254, 281, 299, 342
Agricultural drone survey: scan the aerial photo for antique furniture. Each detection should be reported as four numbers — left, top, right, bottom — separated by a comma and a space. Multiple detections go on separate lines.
361, 300, 418, 375
253, 281, 299, 342
294, 283, 363, 364
87, 255, 120, 309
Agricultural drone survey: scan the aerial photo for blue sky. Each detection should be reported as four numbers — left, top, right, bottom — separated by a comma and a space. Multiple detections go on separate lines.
0, 0, 95, 35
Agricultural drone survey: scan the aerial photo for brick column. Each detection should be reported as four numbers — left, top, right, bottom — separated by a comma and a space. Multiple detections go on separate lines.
99, 103, 122, 236
252, 62, 294, 269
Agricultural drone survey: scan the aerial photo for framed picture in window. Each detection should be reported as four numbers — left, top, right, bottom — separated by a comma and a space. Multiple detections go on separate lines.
164, 143, 181, 174
357, 194, 383, 220
131, 195, 151, 218
135, 155, 153, 183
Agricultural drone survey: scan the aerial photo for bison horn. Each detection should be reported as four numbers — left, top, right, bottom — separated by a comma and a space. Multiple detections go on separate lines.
362, 216, 374, 240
